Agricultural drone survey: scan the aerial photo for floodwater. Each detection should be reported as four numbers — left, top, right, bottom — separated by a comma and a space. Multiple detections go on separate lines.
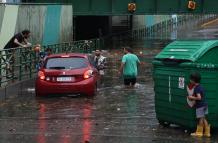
0, 40, 217, 143
1, 18, 218, 143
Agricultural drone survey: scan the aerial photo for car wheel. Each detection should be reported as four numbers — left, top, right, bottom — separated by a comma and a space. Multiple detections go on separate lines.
35, 90, 43, 96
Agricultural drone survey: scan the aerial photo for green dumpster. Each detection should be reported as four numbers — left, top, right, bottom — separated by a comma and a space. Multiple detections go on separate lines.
153, 40, 218, 129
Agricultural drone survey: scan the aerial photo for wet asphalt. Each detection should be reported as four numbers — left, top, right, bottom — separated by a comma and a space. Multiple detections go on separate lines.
1, 19, 218, 143
0, 43, 217, 143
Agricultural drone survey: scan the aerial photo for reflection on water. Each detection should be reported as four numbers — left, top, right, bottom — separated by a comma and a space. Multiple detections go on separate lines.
37, 104, 46, 143
34, 98, 94, 143
82, 103, 92, 142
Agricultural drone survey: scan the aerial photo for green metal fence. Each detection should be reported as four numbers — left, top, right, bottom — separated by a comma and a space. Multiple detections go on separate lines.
102, 14, 217, 49
0, 39, 101, 87
131, 14, 217, 40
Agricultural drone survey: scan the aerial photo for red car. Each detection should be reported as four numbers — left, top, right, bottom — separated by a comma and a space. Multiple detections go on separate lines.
35, 53, 98, 96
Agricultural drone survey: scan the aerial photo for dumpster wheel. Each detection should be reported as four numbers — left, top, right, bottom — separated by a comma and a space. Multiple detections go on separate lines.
158, 120, 170, 127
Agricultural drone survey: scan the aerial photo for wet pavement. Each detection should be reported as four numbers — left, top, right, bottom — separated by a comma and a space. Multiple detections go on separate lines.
0, 42, 217, 143
1, 18, 218, 143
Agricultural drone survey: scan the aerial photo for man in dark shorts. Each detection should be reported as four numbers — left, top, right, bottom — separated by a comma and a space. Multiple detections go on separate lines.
119, 47, 140, 87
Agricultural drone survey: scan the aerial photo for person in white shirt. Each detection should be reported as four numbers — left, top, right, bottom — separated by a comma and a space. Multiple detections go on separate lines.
94, 50, 106, 76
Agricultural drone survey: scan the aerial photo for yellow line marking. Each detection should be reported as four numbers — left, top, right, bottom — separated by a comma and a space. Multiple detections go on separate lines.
201, 18, 218, 27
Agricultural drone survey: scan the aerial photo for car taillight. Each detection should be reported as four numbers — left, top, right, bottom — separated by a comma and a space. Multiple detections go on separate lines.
38, 71, 45, 80
84, 70, 93, 79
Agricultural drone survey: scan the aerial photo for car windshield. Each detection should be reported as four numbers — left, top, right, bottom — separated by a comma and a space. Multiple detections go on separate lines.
45, 57, 88, 70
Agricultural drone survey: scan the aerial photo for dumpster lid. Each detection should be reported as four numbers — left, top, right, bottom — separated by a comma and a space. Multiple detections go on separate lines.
155, 40, 218, 62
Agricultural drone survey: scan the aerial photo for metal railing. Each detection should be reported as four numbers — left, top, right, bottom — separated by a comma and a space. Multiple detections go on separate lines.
132, 14, 217, 40
0, 39, 101, 87
101, 14, 218, 49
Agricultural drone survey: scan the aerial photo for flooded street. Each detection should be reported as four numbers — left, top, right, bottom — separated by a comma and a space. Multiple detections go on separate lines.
0, 39, 217, 143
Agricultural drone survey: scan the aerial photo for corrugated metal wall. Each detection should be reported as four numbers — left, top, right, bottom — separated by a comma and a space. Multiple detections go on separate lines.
15, 5, 46, 45
60, 5, 73, 42
0, 4, 73, 50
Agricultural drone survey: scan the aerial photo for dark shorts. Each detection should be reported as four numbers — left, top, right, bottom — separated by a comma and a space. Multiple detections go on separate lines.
124, 78, 136, 86
196, 106, 208, 118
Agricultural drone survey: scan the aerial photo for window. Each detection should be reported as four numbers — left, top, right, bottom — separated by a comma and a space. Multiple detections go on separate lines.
45, 57, 88, 70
